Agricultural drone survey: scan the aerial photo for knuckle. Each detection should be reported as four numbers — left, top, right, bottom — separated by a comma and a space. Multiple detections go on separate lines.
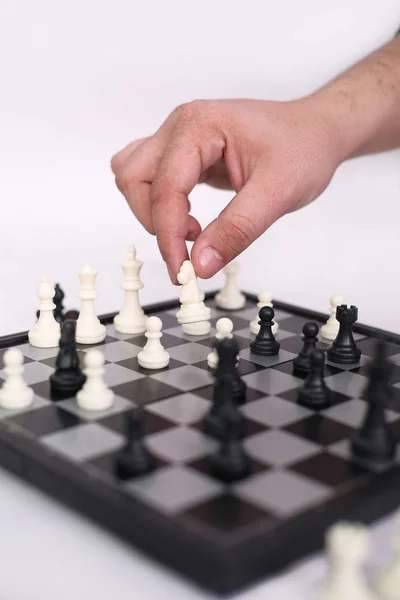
179, 99, 212, 125
115, 166, 137, 193
217, 214, 255, 255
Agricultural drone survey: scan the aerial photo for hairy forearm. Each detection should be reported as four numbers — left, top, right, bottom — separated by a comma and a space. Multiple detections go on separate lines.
310, 35, 400, 161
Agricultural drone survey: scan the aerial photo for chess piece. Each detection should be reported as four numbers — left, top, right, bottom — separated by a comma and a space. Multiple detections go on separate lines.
215, 261, 246, 310
207, 317, 234, 370
29, 279, 61, 348
376, 508, 400, 600
297, 349, 331, 409
351, 340, 396, 470
76, 349, 114, 411
75, 265, 106, 344
249, 291, 279, 335
50, 320, 86, 398
320, 294, 343, 341
292, 321, 319, 378
115, 408, 156, 479
137, 316, 170, 369
319, 522, 375, 600
249, 306, 280, 356
203, 337, 246, 439
326, 305, 361, 364
176, 260, 211, 335
53, 283, 66, 323
114, 245, 147, 334
0, 348, 34, 410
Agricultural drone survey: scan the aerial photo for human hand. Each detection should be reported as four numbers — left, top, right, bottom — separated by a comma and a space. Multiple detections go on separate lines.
111, 97, 345, 283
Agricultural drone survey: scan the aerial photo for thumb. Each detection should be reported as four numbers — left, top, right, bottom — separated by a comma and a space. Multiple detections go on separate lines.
191, 173, 286, 278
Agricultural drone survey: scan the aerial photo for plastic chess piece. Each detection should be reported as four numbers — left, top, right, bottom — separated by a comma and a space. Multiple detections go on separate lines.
115, 408, 156, 479
53, 283, 65, 323
0, 348, 34, 410
249, 306, 280, 356
351, 340, 396, 470
137, 316, 170, 369
203, 337, 246, 439
176, 260, 211, 335
207, 317, 234, 370
292, 321, 319, 378
297, 349, 331, 409
318, 522, 375, 600
64, 309, 79, 320
320, 294, 343, 341
50, 320, 86, 399
249, 291, 279, 335
376, 507, 400, 600
326, 304, 361, 364
76, 349, 114, 411
114, 245, 147, 334
215, 261, 246, 310
75, 265, 106, 344
29, 279, 61, 348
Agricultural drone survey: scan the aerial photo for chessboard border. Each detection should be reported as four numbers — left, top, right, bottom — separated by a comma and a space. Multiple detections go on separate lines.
0, 292, 399, 596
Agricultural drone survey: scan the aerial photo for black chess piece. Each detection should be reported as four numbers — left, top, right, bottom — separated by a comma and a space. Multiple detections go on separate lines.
50, 320, 86, 399
53, 283, 65, 323
351, 340, 396, 470
215, 336, 247, 404
297, 349, 331, 409
64, 309, 80, 321
292, 321, 319, 378
115, 408, 156, 479
210, 378, 251, 482
326, 304, 361, 364
249, 305, 280, 356
203, 337, 245, 439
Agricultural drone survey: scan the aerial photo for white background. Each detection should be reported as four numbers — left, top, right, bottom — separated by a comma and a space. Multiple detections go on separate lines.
0, 1, 400, 598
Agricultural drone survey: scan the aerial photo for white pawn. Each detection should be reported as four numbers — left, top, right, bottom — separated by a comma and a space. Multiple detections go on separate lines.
138, 316, 170, 369
249, 291, 278, 335
0, 348, 34, 409
207, 318, 234, 370
320, 294, 344, 341
176, 260, 211, 336
76, 349, 114, 411
75, 265, 106, 345
376, 509, 400, 600
28, 279, 61, 348
215, 261, 246, 310
114, 245, 147, 335
319, 522, 375, 600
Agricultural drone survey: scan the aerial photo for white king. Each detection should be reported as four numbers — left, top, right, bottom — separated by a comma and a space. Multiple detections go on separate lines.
75, 265, 106, 344
114, 245, 147, 334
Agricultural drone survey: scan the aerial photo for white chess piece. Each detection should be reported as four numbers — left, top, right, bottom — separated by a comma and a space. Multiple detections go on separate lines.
137, 316, 170, 369
320, 294, 344, 341
319, 522, 375, 600
75, 265, 106, 344
176, 260, 211, 335
0, 348, 34, 409
114, 245, 147, 334
76, 349, 114, 411
207, 318, 234, 369
28, 279, 61, 348
215, 261, 246, 310
376, 509, 400, 600
249, 291, 278, 335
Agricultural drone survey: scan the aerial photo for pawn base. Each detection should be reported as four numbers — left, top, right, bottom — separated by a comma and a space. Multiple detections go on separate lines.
182, 321, 211, 336
28, 328, 60, 349
50, 371, 86, 399
77, 388, 114, 411
114, 313, 147, 335
215, 292, 246, 311
210, 449, 251, 482
115, 447, 156, 480
297, 388, 331, 410
75, 323, 106, 345
0, 386, 34, 410
250, 339, 280, 356
176, 302, 211, 325
351, 433, 396, 472
137, 350, 170, 370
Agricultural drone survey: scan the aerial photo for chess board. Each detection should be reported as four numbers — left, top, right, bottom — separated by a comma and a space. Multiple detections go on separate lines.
1, 293, 400, 595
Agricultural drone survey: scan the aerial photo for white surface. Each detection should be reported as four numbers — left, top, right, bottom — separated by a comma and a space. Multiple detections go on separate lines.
77, 349, 114, 411
1, 0, 400, 598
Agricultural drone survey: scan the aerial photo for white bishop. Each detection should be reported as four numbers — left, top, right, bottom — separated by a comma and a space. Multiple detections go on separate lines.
114, 245, 147, 334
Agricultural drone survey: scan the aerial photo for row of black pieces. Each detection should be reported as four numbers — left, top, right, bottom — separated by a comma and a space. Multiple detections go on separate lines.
36, 283, 79, 324
250, 304, 362, 366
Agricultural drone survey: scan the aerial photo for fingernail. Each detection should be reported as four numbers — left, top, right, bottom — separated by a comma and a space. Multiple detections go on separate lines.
198, 247, 223, 276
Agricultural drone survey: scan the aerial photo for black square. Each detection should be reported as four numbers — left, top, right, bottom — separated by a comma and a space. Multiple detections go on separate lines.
98, 410, 175, 437
289, 452, 370, 487
280, 387, 351, 409
5, 405, 81, 437
357, 338, 400, 358
76, 335, 117, 350
193, 358, 263, 377
116, 356, 186, 374
112, 378, 180, 405
196, 334, 250, 351
124, 332, 190, 350
189, 455, 269, 484
86, 448, 167, 478
284, 415, 356, 445
195, 384, 266, 404
191, 415, 266, 438
181, 493, 274, 533
279, 316, 323, 335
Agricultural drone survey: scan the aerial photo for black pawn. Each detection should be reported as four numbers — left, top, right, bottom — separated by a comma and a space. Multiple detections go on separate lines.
293, 321, 319, 378
215, 338, 247, 405
210, 379, 251, 482
203, 337, 245, 440
50, 320, 86, 398
64, 309, 79, 321
297, 349, 331, 409
351, 341, 396, 470
250, 305, 280, 356
53, 283, 65, 323
326, 304, 361, 365
115, 408, 156, 479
